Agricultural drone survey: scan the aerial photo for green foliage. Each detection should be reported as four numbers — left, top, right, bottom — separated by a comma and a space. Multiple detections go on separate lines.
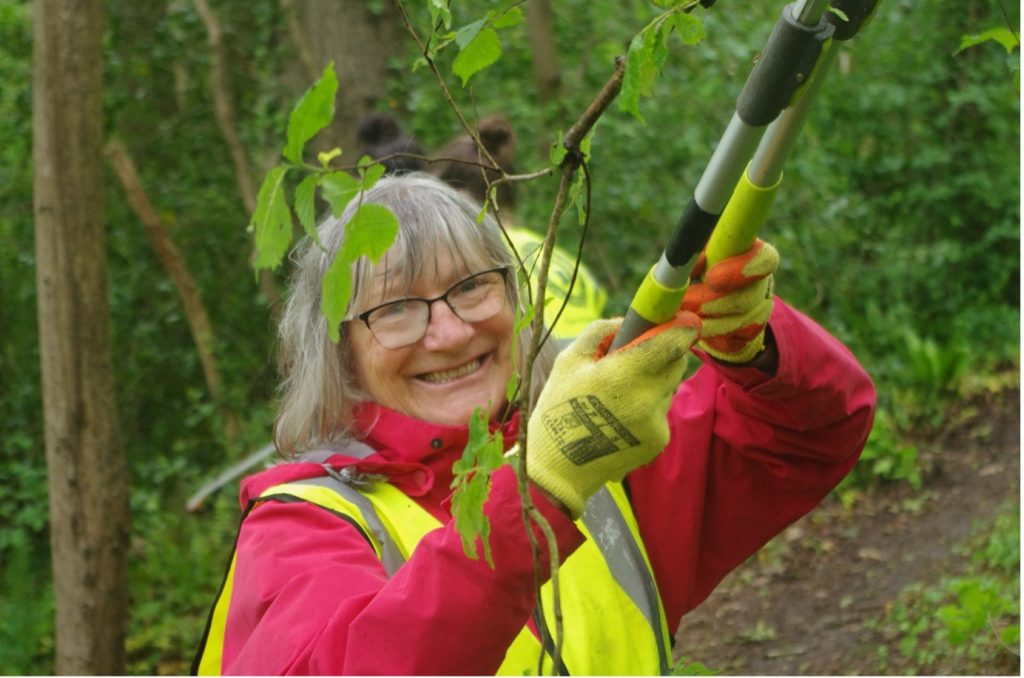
839, 407, 922, 494
450, 408, 507, 567
957, 26, 1020, 55
251, 63, 400, 341
671, 655, 719, 675
0, 543, 54, 674
2, 0, 1019, 671
418, 5, 524, 86
870, 505, 1020, 674
126, 490, 243, 675
283, 61, 338, 164
620, 3, 707, 122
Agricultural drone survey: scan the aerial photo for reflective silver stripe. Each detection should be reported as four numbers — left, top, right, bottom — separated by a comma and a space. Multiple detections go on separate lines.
295, 440, 376, 463
291, 471, 407, 577
581, 487, 670, 674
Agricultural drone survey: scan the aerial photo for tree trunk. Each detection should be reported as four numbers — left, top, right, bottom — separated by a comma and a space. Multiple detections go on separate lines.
288, 0, 405, 156
32, 0, 130, 673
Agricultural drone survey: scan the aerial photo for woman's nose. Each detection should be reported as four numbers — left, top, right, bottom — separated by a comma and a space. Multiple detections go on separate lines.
421, 299, 474, 350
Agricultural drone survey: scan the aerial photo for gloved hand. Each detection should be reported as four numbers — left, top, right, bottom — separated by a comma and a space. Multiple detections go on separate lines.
526, 312, 701, 518
682, 239, 778, 364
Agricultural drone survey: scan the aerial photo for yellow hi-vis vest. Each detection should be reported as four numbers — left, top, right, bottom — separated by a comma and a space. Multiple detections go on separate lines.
194, 464, 671, 675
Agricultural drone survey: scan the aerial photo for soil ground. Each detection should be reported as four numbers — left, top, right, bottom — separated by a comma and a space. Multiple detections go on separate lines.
672, 387, 1020, 675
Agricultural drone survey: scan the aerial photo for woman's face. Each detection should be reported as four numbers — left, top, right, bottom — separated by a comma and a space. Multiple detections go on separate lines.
348, 251, 515, 427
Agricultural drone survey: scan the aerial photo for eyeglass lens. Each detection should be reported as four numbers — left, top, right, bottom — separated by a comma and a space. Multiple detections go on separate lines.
364, 269, 507, 348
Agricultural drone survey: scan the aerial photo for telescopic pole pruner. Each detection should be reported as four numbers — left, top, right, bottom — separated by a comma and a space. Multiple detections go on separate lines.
704, 0, 881, 264
609, 0, 879, 350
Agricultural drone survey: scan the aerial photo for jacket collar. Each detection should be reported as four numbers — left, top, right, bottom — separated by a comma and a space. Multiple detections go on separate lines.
353, 403, 520, 508
239, 404, 520, 514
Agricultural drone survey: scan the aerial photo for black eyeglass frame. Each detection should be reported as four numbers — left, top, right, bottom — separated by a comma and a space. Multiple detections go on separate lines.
350, 266, 512, 347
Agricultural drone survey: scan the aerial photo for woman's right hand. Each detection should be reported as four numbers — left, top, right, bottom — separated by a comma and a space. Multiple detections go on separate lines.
525, 313, 700, 518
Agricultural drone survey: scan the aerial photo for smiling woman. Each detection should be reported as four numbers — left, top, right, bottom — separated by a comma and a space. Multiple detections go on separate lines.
193, 172, 876, 676
273, 174, 556, 453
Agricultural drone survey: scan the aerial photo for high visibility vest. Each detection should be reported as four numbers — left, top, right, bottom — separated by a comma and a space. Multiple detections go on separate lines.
194, 461, 671, 675
507, 228, 607, 342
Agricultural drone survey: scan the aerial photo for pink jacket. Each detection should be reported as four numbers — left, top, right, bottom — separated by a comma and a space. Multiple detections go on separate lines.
218, 300, 875, 674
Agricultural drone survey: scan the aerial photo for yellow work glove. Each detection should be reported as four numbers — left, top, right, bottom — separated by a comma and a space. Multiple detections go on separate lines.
526, 312, 701, 518
682, 239, 779, 364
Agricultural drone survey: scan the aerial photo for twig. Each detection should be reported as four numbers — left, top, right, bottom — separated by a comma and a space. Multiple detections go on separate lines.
192, 0, 283, 313
391, 6, 628, 671
392, 0, 504, 175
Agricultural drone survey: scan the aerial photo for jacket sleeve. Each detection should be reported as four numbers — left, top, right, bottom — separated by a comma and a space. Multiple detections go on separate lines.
626, 299, 876, 631
222, 467, 583, 675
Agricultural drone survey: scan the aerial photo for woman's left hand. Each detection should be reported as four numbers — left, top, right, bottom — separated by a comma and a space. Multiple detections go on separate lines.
682, 239, 778, 364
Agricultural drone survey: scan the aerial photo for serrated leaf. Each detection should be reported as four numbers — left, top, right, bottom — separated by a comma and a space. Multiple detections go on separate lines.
450, 408, 505, 567
957, 27, 1019, 55
454, 15, 490, 48
294, 173, 320, 245
672, 12, 706, 46
492, 7, 522, 29
359, 161, 387, 190
252, 165, 292, 270
550, 136, 568, 167
429, 0, 452, 30
618, 31, 652, 122
340, 203, 400, 263
453, 27, 502, 86
321, 251, 352, 344
284, 62, 338, 164
319, 171, 362, 216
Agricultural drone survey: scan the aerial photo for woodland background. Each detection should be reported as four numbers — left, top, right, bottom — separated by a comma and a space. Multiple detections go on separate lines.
2, 0, 1020, 674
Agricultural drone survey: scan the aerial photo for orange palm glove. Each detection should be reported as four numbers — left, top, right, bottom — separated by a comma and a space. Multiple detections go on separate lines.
682, 239, 779, 364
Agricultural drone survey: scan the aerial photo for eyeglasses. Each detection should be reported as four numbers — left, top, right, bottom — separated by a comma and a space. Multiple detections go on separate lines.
349, 267, 511, 349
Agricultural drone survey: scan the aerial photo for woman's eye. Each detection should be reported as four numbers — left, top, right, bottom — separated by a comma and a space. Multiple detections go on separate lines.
455, 278, 482, 295
376, 301, 409, 319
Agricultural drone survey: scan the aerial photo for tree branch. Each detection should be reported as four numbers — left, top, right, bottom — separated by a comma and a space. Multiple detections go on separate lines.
105, 137, 239, 444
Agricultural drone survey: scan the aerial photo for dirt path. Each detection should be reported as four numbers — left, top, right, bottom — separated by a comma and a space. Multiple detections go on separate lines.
672, 387, 1020, 675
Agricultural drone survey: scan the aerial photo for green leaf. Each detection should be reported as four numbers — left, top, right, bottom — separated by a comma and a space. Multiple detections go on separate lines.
453, 27, 502, 86
571, 170, 588, 226
999, 624, 1020, 647
428, 0, 452, 30
672, 12, 706, 46
252, 165, 292, 270
957, 27, 1019, 55
283, 62, 338, 164
293, 173, 320, 245
450, 408, 506, 567
319, 171, 361, 216
317, 147, 342, 168
619, 30, 655, 122
319, 203, 399, 343
359, 160, 387, 190
492, 7, 523, 29
505, 370, 519, 403
340, 203, 400, 263
321, 251, 352, 344
550, 132, 567, 167
454, 15, 489, 48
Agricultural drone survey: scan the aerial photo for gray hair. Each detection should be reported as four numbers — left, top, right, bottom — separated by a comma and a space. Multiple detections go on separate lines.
273, 173, 558, 457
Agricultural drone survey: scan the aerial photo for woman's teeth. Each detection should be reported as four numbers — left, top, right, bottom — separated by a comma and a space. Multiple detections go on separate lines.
420, 358, 482, 384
